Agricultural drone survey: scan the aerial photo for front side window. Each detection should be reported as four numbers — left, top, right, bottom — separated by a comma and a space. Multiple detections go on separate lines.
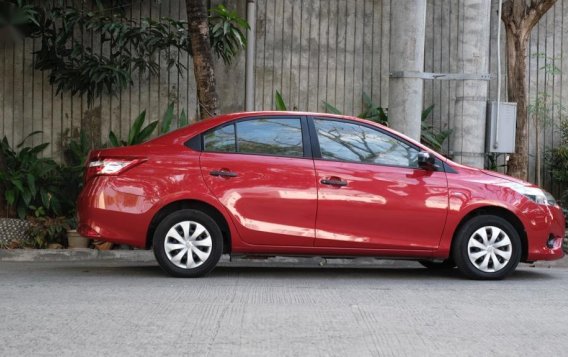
314, 119, 419, 168
236, 118, 303, 157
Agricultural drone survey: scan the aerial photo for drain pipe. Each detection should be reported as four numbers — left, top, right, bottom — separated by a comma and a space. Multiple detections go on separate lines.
245, 0, 256, 111
494, 0, 503, 149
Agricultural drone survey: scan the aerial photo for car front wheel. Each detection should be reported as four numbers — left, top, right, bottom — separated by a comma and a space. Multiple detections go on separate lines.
453, 215, 521, 280
153, 209, 223, 278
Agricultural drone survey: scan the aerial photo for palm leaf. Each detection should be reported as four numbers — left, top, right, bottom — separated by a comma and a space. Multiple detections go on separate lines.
421, 105, 435, 121
160, 103, 175, 134
128, 110, 147, 144
322, 101, 342, 114
109, 131, 120, 147
275, 90, 287, 111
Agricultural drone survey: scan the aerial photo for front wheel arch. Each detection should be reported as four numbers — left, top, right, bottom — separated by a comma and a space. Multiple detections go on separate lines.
451, 206, 528, 262
146, 199, 231, 254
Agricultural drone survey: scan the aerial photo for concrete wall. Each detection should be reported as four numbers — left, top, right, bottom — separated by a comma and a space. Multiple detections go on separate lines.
0, 0, 567, 192
0, 0, 246, 159
252, 0, 388, 113
423, 0, 567, 193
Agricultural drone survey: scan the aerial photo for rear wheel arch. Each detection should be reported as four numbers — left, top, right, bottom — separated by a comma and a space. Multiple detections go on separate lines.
451, 206, 528, 262
146, 199, 232, 254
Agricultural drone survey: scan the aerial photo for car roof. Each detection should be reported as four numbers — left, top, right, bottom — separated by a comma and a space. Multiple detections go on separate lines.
188, 110, 385, 134
147, 111, 446, 162
149, 111, 359, 145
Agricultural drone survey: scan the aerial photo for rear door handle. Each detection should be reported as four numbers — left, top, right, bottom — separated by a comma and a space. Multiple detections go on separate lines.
320, 178, 347, 187
210, 170, 238, 178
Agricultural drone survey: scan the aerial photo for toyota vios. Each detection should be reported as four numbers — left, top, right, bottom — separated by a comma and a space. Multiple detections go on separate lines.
77, 112, 565, 279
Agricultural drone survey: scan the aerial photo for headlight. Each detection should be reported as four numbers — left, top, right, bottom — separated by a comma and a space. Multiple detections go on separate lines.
501, 183, 556, 206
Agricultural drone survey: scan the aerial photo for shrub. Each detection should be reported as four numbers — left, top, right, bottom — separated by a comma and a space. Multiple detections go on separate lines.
0, 133, 62, 219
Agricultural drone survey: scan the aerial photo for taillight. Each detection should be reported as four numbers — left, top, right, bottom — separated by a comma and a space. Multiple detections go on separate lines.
85, 158, 144, 182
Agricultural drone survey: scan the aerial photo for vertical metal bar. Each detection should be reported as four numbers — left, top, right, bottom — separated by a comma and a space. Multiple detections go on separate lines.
245, 0, 256, 111
494, 0, 503, 149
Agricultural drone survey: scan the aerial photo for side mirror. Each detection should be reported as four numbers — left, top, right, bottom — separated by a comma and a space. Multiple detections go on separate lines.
417, 151, 436, 170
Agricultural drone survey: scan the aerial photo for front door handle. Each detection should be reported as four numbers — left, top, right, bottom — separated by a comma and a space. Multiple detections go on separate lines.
210, 169, 238, 178
321, 178, 347, 187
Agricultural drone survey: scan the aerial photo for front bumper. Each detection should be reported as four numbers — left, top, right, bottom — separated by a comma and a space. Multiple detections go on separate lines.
524, 204, 565, 261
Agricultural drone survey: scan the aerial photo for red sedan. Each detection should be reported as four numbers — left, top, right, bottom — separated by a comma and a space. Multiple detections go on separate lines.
77, 112, 565, 279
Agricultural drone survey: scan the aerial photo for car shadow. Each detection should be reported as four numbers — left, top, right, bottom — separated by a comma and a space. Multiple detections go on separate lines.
209, 265, 556, 281
52, 262, 558, 281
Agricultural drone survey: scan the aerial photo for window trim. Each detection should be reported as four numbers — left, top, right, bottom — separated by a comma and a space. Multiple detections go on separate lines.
308, 116, 445, 171
198, 115, 312, 159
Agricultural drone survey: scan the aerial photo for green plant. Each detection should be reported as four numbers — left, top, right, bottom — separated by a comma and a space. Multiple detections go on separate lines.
209, 4, 249, 65
110, 103, 190, 147
419, 106, 452, 153
275, 90, 287, 111
323, 93, 389, 125
109, 110, 158, 147
0, 0, 39, 29
546, 118, 568, 195
58, 129, 94, 226
178, 109, 189, 129
26, 214, 69, 248
28, 6, 190, 106
7, 1, 248, 105
158, 103, 190, 134
320, 93, 450, 153
529, 52, 563, 185
0, 133, 62, 219
485, 153, 508, 172
62, 129, 91, 167
546, 118, 568, 252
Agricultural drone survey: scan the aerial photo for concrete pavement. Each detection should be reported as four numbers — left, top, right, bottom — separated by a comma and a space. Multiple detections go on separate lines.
1, 260, 568, 356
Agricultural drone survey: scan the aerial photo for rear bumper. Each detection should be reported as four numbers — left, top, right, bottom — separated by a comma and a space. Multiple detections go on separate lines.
77, 176, 155, 248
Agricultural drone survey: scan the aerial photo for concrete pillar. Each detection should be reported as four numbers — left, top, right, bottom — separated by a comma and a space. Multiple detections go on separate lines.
388, 0, 427, 141
451, 1, 491, 168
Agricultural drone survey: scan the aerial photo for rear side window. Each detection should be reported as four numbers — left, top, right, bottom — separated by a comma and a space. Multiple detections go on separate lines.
236, 118, 303, 157
203, 124, 235, 152
203, 118, 304, 158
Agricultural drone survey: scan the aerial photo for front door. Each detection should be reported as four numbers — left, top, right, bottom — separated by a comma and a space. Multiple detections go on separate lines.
200, 116, 317, 247
311, 117, 449, 251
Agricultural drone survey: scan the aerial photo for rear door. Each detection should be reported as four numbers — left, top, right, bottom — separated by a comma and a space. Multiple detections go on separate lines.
200, 116, 318, 247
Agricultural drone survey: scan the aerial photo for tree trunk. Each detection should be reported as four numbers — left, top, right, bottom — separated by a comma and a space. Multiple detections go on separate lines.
501, 0, 557, 180
186, 0, 220, 120
505, 29, 529, 180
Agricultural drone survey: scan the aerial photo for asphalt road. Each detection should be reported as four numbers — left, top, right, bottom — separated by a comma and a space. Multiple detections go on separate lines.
1, 261, 567, 356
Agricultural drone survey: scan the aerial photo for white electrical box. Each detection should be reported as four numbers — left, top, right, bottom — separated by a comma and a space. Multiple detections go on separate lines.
486, 101, 517, 153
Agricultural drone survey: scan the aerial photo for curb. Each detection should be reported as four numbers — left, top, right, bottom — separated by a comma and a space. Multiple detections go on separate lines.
0, 248, 155, 263
1, 249, 567, 269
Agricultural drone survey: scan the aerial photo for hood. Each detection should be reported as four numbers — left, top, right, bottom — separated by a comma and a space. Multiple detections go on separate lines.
445, 158, 535, 187
479, 169, 533, 186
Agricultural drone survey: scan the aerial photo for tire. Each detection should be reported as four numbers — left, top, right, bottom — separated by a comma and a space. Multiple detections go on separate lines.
152, 209, 223, 278
453, 215, 521, 280
419, 259, 456, 270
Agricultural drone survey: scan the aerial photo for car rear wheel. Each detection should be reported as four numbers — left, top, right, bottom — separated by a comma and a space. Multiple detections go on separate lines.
153, 209, 223, 278
419, 259, 456, 270
453, 215, 521, 280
